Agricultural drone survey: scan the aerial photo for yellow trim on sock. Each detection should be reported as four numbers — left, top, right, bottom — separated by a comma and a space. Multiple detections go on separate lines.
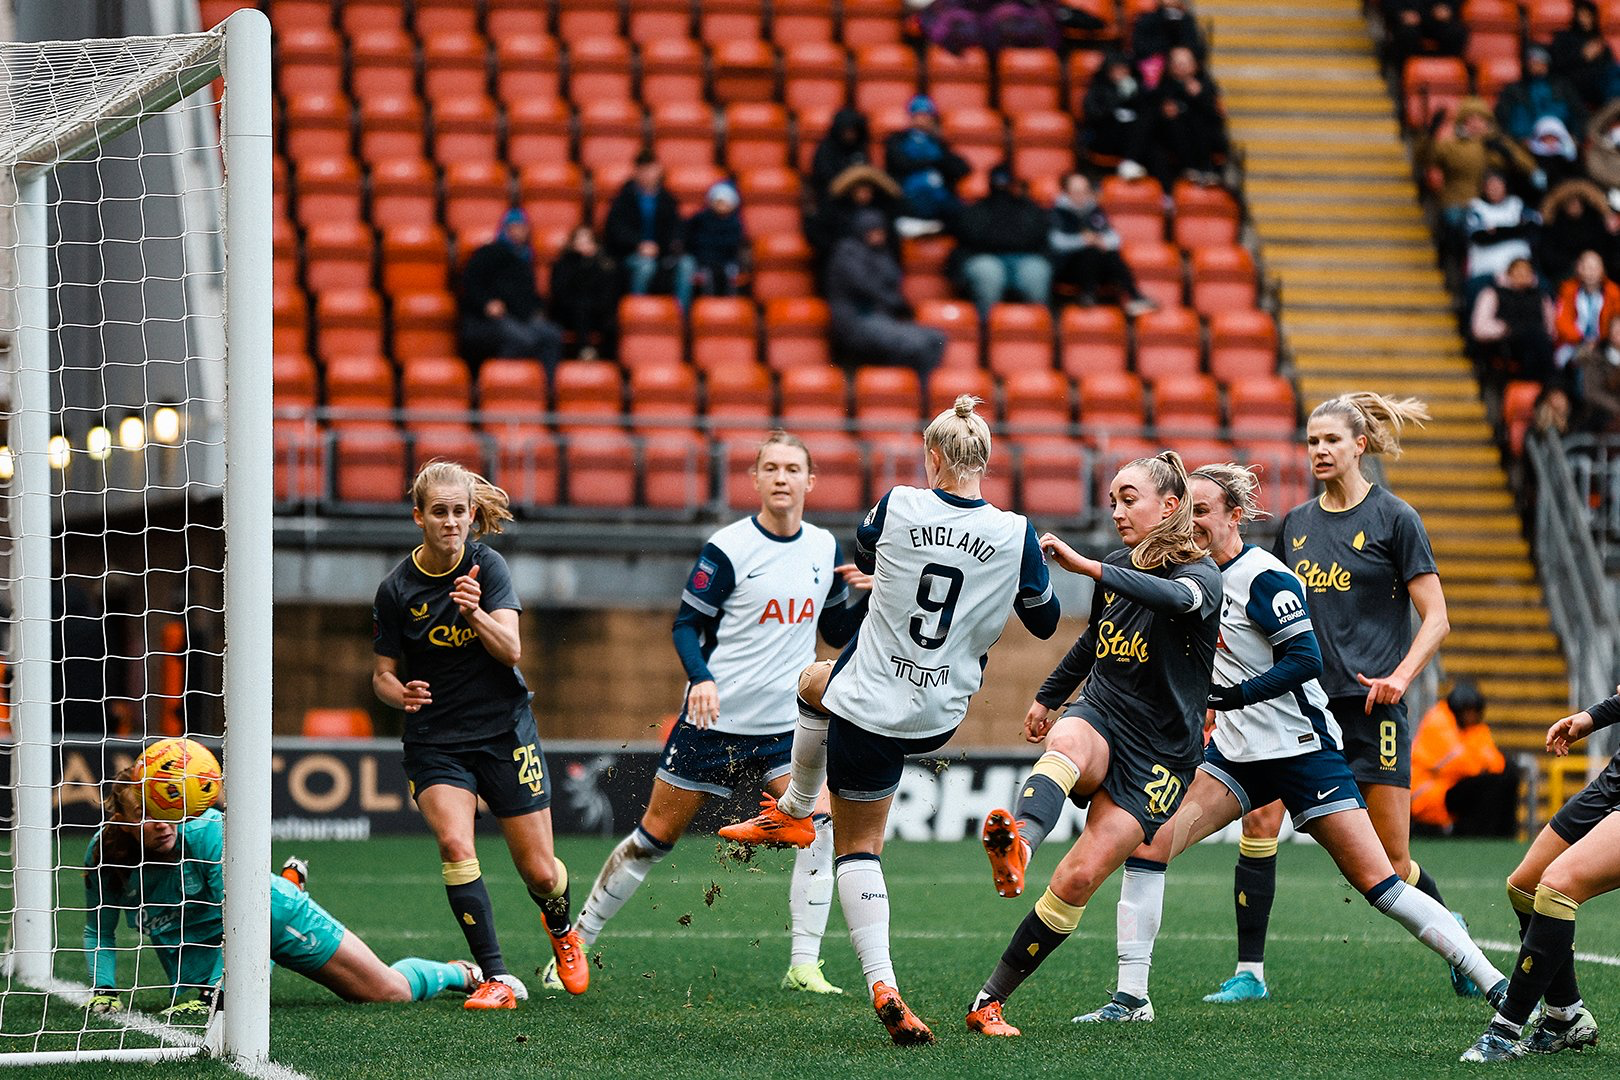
1032, 752, 1080, 794
1238, 835, 1279, 859
1402, 860, 1422, 887
1034, 887, 1085, 935
1533, 884, 1580, 921
442, 858, 481, 886
533, 858, 569, 900
1507, 882, 1536, 914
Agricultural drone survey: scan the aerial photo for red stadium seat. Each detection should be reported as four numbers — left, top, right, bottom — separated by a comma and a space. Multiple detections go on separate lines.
628, 0, 695, 44
773, 0, 837, 44
853, 44, 920, 115
867, 429, 928, 493
1528, 0, 1577, 42
1227, 376, 1298, 440
274, 416, 326, 503
325, 354, 395, 416
274, 287, 310, 355
711, 40, 779, 106
1189, 246, 1258, 315
642, 429, 712, 510
987, 304, 1055, 376
1010, 111, 1076, 181
518, 162, 588, 233
1474, 55, 1522, 102
1502, 378, 1542, 455
1079, 371, 1146, 433
275, 352, 319, 410
917, 300, 983, 370
780, 365, 849, 424
421, 31, 490, 104
430, 95, 500, 166
357, 94, 425, 165
568, 36, 635, 105
1003, 369, 1072, 434
381, 224, 451, 295
293, 155, 365, 228
304, 219, 374, 292
651, 101, 719, 169
284, 91, 353, 161
578, 99, 647, 173
1152, 374, 1221, 435
441, 161, 513, 249
691, 299, 761, 373
1134, 306, 1203, 379
1240, 438, 1311, 515
340, 2, 406, 36
478, 358, 549, 416
1171, 182, 1241, 249
1463, 0, 1522, 64
640, 38, 707, 107
764, 298, 834, 370
279, 26, 345, 96
1123, 243, 1185, 309
751, 232, 816, 301
700, 0, 764, 44
926, 45, 991, 112
853, 366, 922, 429
477, 357, 553, 501
842, 0, 905, 46
707, 363, 775, 435
738, 167, 805, 236
1069, 49, 1107, 107
408, 422, 488, 478
335, 426, 409, 503
314, 288, 386, 361
553, 360, 625, 432
630, 363, 700, 421
1207, 309, 1278, 381
564, 430, 638, 507
487, 3, 547, 36
926, 367, 997, 419
1016, 438, 1090, 517
348, 27, 416, 100
491, 34, 561, 98
401, 355, 472, 415
392, 290, 459, 358
415, 0, 479, 35
941, 107, 1008, 177
997, 49, 1062, 112
1402, 55, 1469, 128
505, 96, 574, 169
1059, 306, 1129, 377
725, 103, 792, 171
899, 234, 955, 306
1099, 176, 1166, 245
555, 0, 623, 39
1092, 434, 1160, 486
618, 296, 685, 369
369, 157, 439, 229
783, 42, 851, 115
806, 433, 866, 512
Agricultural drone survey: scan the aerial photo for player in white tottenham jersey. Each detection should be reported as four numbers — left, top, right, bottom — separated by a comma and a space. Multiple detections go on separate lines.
720, 397, 1061, 1044
1064, 465, 1507, 1028
550, 433, 870, 995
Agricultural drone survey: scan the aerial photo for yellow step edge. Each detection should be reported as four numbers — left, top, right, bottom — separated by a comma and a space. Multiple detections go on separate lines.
1256, 222, 1432, 241
1444, 655, 1564, 674
1449, 609, 1552, 629
1418, 492, 1519, 511
1421, 513, 1522, 532
1447, 583, 1545, 603
1247, 178, 1418, 197
1446, 630, 1560, 651
1263, 244, 1436, 263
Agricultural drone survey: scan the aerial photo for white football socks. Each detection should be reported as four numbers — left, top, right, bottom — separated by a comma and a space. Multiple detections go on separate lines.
1371, 879, 1504, 991
576, 826, 670, 947
1116, 861, 1167, 1001
776, 701, 830, 820
788, 814, 835, 966
836, 854, 895, 993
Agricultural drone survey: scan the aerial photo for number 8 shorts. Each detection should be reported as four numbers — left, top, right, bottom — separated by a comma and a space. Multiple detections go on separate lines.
1330, 698, 1410, 788
402, 708, 551, 817
1073, 706, 1196, 844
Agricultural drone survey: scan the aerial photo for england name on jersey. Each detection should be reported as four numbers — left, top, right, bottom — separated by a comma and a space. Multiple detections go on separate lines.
677, 517, 846, 736
822, 487, 1056, 739
1211, 545, 1341, 762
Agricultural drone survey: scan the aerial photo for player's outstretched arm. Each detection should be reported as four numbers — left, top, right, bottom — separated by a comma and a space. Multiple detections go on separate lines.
373, 655, 431, 713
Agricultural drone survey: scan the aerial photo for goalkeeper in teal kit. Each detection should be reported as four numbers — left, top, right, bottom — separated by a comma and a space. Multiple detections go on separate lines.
83, 768, 480, 1018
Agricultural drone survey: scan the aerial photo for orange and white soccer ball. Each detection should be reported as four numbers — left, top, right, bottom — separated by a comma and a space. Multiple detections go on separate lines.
134, 738, 222, 821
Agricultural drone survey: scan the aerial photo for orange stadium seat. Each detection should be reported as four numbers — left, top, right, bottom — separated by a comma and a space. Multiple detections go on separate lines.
381, 224, 451, 295
1078, 371, 1146, 433
780, 364, 849, 424
1241, 438, 1310, 514
314, 288, 386, 361
268, 1, 334, 33
1227, 376, 1298, 440
1402, 55, 1469, 128
407, 417, 486, 477
1069, 49, 1107, 108
1502, 378, 1542, 455
751, 233, 816, 301
783, 42, 851, 115
867, 427, 927, 492
1152, 374, 1221, 435
284, 92, 353, 161
868, 104, 916, 148
568, 36, 635, 105
1190, 246, 1258, 315
997, 49, 1063, 113
421, 31, 490, 104
518, 162, 588, 232
1171, 182, 1241, 249
1059, 305, 1129, 377
564, 430, 638, 507
430, 94, 500, 165
392, 290, 459, 357
369, 156, 438, 229
1528, 0, 1577, 41
506, 96, 574, 168
556, 0, 624, 39
199, 0, 257, 27
1011, 110, 1076, 182
691, 298, 760, 373
273, 155, 291, 222
414, 0, 479, 35
554, 360, 625, 432
1092, 433, 1159, 484
488, 5, 547, 37
618, 296, 685, 369
917, 300, 982, 369
651, 101, 720, 168
630, 362, 700, 421
725, 103, 792, 171
641, 38, 707, 107
578, 99, 647, 172
927, 367, 997, 418
274, 220, 300, 292
841, 0, 905, 46
642, 428, 712, 510
774, 0, 837, 44
1003, 368, 1072, 434
492, 427, 562, 506
707, 362, 775, 435
1170, 437, 1237, 471
942, 107, 1008, 177
280, 25, 345, 95
348, 27, 416, 100
666, 164, 727, 215
701, 0, 765, 44
401, 355, 472, 414
492, 35, 560, 90
324, 352, 393, 411
301, 706, 374, 738
628, 0, 695, 44
340, 2, 405, 37
335, 426, 410, 503
1475, 55, 1523, 103
478, 357, 549, 415
1463, 0, 1523, 64
303, 219, 374, 292
275, 352, 319, 410
1099, 175, 1166, 245
1123, 242, 1185, 309
441, 161, 513, 248
926, 45, 992, 112
293, 155, 364, 227
712, 40, 779, 105
809, 433, 867, 511
274, 416, 326, 503
854, 366, 922, 429
274, 288, 310, 355
738, 167, 804, 236
853, 44, 920, 115
1134, 306, 1203, 379
899, 234, 955, 306
987, 304, 1055, 376
1207, 309, 1278, 380
1016, 438, 1090, 517
357, 94, 426, 164
764, 298, 833, 370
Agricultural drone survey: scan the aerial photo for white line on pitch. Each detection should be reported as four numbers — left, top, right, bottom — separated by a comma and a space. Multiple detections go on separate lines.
1476, 938, 1620, 968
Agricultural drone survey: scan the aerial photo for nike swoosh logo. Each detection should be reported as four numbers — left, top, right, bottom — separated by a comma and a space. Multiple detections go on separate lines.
745, 569, 767, 579
1316, 787, 1339, 799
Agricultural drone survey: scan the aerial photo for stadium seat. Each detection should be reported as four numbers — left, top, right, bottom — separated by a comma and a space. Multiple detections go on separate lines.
738, 167, 804, 237
1189, 246, 1258, 315
1123, 243, 1185, 309
1003, 369, 1072, 434
780, 365, 850, 424
274, 352, 319, 410
518, 163, 588, 232
807, 433, 867, 512
724, 103, 792, 171
1240, 438, 1310, 514
408, 421, 489, 478
324, 353, 395, 415
916, 300, 983, 370
866, 428, 928, 493
782, 42, 851, 115
1171, 183, 1241, 249
711, 40, 779, 106
841, 0, 905, 46
706, 363, 775, 434
303, 219, 374, 292
700, 0, 765, 44
401, 355, 472, 414
997, 49, 1063, 113
568, 36, 635, 105
274, 219, 300, 292
664, 164, 726, 216
1152, 374, 1221, 435
491, 425, 562, 507
369, 157, 439, 229
1463, 0, 1522, 65
1402, 55, 1469, 129
641, 428, 712, 510
926, 367, 997, 419
1069, 49, 1107, 107
348, 27, 416, 100
1527, 0, 1578, 43
380, 224, 451, 295
941, 107, 1008, 177
1099, 176, 1166, 246
751, 233, 816, 301
772, 0, 837, 44
1078, 371, 1146, 433
1227, 376, 1298, 440
1010, 111, 1076, 182
1474, 55, 1522, 103
1170, 437, 1237, 471
391, 290, 459, 357
1134, 306, 1203, 379
491, 34, 561, 99
1092, 433, 1160, 485
1059, 305, 1129, 377
441, 161, 513, 249
578, 99, 647, 173
357, 94, 426, 164
555, 0, 623, 39
691, 299, 761, 373
554, 360, 625, 434
505, 96, 574, 169
274, 287, 310, 355
279, 25, 345, 96
334, 426, 410, 504
987, 304, 1055, 376
414, 0, 480, 36
274, 416, 327, 503
853, 366, 922, 429
314, 289, 386, 361
764, 298, 833, 370
1502, 378, 1542, 455
340, 1, 406, 37
284, 91, 353, 161
628, 0, 695, 43
651, 101, 720, 169
564, 429, 638, 507
630, 362, 700, 421
1207, 309, 1278, 381
421, 31, 490, 104
430, 95, 500, 166
487, 2, 548, 36
640, 38, 707, 107
853, 44, 920, 115
1016, 438, 1090, 517
293, 155, 365, 228
899, 234, 955, 306
618, 296, 685, 369
478, 358, 549, 416
925, 45, 991, 112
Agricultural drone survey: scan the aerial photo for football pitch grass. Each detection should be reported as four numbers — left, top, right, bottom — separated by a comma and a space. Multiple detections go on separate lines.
10, 834, 1618, 1079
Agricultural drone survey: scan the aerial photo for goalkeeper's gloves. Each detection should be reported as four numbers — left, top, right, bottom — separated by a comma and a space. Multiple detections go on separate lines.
87, 992, 122, 1015
159, 998, 210, 1023
1207, 683, 1247, 712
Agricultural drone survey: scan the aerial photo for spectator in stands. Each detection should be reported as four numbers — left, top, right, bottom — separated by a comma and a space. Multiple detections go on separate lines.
1550, 0, 1620, 109
806, 164, 901, 282
1080, 53, 1152, 180
684, 182, 749, 299
548, 224, 619, 361
1539, 179, 1618, 284
1464, 171, 1539, 297
1411, 681, 1517, 838
456, 208, 564, 374
1129, 0, 1207, 86
1495, 45, 1586, 146
1382, 1, 1467, 65
1422, 100, 1538, 243
1575, 317, 1620, 431
1534, 383, 1573, 437
824, 208, 946, 376
1048, 172, 1157, 316
949, 162, 1053, 316
810, 108, 875, 200
1554, 249, 1620, 367
604, 152, 694, 311
1148, 46, 1228, 187
1527, 115, 1582, 190
1586, 100, 1620, 193
1469, 256, 1556, 386
883, 95, 972, 234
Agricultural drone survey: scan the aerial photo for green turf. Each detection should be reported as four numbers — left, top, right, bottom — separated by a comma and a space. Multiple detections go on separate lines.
7, 835, 1617, 1079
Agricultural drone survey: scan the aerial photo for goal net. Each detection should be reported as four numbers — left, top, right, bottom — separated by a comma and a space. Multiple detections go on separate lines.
0, 9, 271, 1067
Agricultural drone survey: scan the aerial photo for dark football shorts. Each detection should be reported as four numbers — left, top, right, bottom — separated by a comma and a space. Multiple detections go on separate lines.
825, 712, 954, 802
1331, 697, 1411, 788
1548, 749, 1620, 844
1076, 706, 1196, 844
1199, 741, 1367, 831
402, 707, 550, 817
655, 720, 793, 799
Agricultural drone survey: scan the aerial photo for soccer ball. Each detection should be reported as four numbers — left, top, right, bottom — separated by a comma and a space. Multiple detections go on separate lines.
135, 738, 222, 821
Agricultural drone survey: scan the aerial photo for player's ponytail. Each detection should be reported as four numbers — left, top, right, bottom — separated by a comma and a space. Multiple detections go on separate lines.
1127, 451, 1203, 568
924, 395, 993, 490
1310, 392, 1429, 459
410, 459, 514, 538
87, 766, 145, 895
1190, 462, 1270, 524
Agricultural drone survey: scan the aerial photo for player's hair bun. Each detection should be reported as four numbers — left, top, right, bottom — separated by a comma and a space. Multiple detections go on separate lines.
953, 394, 980, 418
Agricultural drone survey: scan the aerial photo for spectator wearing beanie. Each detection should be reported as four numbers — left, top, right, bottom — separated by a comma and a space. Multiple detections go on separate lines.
884, 95, 972, 232
684, 182, 749, 298
457, 208, 564, 373
1495, 44, 1586, 145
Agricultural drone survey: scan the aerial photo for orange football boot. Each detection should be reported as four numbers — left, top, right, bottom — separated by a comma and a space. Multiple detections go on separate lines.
966, 999, 1021, 1037
981, 809, 1029, 898
717, 795, 816, 848
463, 979, 517, 1010
872, 982, 934, 1046
549, 929, 590, 995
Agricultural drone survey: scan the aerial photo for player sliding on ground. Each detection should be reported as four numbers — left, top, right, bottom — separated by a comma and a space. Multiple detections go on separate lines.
720, 397, 1061, 1044
1461, 693, 1620, 1061
543, 432, 869, 995
84, 772, 479, 1018
1066, 465, 1507, 1030
964, 451, 1220, 1038
371, 461, 585, 1009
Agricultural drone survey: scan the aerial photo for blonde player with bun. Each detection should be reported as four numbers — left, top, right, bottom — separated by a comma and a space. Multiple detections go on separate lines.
721, 397, 1061, 1045
964, 451, 1223, 1037
1061, 464, 1506, 1029
371, 460, 586, 1009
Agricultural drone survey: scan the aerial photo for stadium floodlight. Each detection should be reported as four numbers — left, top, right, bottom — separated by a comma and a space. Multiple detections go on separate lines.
0, 8, 271, 1069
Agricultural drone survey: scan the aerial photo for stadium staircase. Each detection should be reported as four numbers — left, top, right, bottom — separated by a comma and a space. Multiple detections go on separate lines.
1198, 0, 1566, 750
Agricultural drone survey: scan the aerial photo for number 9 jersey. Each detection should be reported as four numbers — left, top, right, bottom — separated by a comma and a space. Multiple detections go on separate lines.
822, 487, 1061, 739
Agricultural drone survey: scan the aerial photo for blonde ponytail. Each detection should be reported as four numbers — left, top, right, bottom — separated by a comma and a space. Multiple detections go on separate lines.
924, 395, 993, 488
1126, 451, 1203, 568
1190, 462, 1270, 523
410, 459, 514, 538
1309, 392, 1430, 459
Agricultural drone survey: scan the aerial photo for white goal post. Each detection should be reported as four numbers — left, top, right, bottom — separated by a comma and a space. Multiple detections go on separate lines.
0, 7, 271, 1068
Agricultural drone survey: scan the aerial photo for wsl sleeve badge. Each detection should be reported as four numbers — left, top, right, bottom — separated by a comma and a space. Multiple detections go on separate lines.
691, 557, 717, 592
